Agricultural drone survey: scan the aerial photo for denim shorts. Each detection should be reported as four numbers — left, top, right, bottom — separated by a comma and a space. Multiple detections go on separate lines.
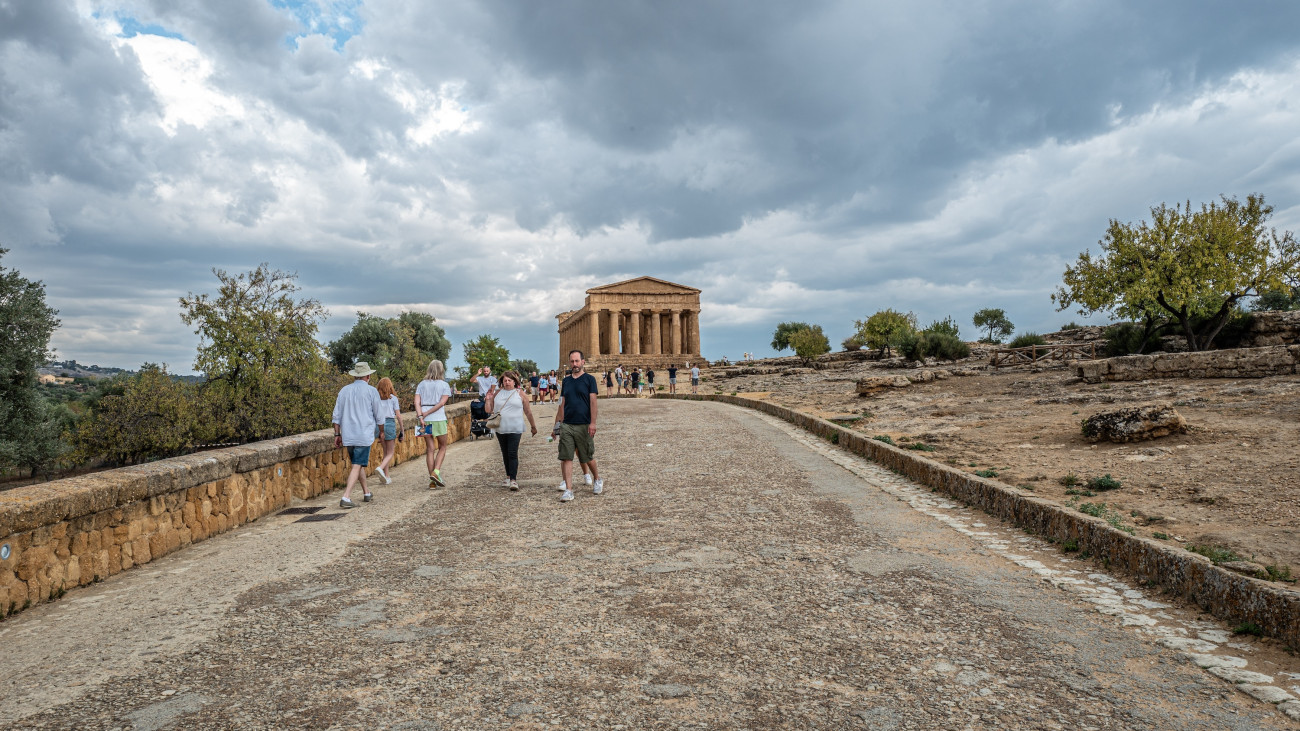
346, 445, 371, 466
383, 418, 397, 441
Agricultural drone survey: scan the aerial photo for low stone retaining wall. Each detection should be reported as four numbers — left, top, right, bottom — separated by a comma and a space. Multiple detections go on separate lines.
1077, 344, 1300, 383
664, 394, 1300, 648
0, 405, 471, 618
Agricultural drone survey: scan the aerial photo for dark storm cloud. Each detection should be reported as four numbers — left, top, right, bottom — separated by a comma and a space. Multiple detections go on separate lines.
4, 0, 1300, 369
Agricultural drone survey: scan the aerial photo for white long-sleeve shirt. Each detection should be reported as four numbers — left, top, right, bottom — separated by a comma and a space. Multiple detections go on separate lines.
331, 380, 386, 446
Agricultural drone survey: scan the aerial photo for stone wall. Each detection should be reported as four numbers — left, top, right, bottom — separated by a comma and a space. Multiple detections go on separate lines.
1244, 310, 1300, 347
664, 394, 1300, 649
1076, 345, 1300, 383
0, 405, 471, 618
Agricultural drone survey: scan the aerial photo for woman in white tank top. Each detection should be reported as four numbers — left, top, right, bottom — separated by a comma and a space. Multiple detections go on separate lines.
484, 370, 538, 490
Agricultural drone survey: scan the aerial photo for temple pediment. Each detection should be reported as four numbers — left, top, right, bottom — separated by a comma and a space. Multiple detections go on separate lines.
586, 277, 701, 296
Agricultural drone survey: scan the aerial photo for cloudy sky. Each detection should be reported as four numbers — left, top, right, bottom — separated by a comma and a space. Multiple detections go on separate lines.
5, 0, 1300, 373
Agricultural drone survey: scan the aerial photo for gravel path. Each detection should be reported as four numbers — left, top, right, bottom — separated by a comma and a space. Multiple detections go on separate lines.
2, 399, 1296, 729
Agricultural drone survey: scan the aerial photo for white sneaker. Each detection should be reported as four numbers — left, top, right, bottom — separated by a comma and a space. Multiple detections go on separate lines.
377, 467, 392, 485
509, 480, 519, 491
559, 489, 574, 502
503, 478, 512, 488
593, 478, 604, 495
556, 481, 568, 492
584, 473, 594, 486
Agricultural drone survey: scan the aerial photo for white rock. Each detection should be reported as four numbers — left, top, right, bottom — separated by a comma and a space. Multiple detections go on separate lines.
1238, 685, 1297, 704
1186, 654, 1248, 669
1278, 700, 1300, 721
1158, 637, 1219, 653
1197, 630, 1232, 644
1208, 666, 1274, 684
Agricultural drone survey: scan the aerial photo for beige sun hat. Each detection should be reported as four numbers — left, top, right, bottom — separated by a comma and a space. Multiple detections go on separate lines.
347, 361, 377, 378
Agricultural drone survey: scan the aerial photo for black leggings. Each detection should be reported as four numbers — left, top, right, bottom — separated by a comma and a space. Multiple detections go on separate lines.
496, 432, 522, 479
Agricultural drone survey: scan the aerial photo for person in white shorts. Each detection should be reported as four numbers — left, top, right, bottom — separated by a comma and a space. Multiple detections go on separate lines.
415, 359, 453, 487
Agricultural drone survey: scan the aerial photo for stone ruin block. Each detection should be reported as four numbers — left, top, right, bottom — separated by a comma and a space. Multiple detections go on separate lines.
1081, 404, 1188, 443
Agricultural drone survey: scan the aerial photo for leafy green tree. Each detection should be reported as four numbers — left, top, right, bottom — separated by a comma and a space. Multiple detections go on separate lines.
923, 316, 961, 339
1251, 286, 1300, 312
328, 311, 450, 387
841, 334, 866, 351
511, 358, 539, 375
771, 321, 814, 351
69, 364, 199, 465
1054, 194, 1300, 351
179, 265, 342, 443
790, 325, 831, 364
452, 334, 512, 389
0, 248, 66, 476
855, 310, 918, 357
972, 308, 1014, 344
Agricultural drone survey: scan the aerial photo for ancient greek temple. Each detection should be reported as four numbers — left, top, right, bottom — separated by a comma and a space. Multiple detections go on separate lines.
556, 277, 702, 370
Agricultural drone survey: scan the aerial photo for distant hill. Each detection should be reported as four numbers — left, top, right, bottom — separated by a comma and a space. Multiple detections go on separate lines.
41, 360, 131, 380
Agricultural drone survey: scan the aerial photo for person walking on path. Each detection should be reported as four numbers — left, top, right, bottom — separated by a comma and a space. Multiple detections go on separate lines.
485, 370, 538, 490
614, 364, 624, 394
645, 367, 655, 394
471, 366, 498, 399
603, 369, 614, 396
690, 362, 701, 394
415, 359, 453, 488
529, 371, 541, 404
373, 376, 403, 485
552, 349, 602, 502
667, 363, 678, 394
331, 362, 387, 508
547, 370, 559, 403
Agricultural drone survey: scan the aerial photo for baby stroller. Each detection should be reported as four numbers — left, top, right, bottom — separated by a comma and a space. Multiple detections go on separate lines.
469, 398, 493, 440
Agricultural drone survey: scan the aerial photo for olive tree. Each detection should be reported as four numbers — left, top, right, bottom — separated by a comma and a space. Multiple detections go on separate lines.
1054, 195, 1299, 351
0, 248, 66, 476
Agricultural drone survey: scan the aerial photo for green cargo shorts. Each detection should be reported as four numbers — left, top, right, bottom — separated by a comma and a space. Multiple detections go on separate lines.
557, 422, 595, 463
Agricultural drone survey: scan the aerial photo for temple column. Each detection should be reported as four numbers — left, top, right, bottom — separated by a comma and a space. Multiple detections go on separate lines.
670, 310, 682, 355
605, 309, 618, 355
689, 310, 701, 355
629, 310, 641, 355
649, 309, 662, 355
588, 310, 600, 359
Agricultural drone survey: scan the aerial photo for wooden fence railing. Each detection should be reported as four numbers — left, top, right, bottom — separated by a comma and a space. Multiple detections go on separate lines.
990, 342, 1098, 368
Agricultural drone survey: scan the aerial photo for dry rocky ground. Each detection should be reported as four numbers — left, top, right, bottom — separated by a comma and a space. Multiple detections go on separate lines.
712, 351, 1300, 577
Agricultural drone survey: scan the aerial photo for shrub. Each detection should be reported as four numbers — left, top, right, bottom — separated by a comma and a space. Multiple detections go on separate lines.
899, 331, 970, 362
974, 469, 998, 478
1008, 332, 1047, 348
872, 435, 894, 444
1060, 321, 1085, 331
1059, 472, 1080, 487
841, 333, 866, 351
923, 316, 961, 339
904, 442, 936, 452
1233, 622, 1264, 636
1104, 322, 1161, 357
1086, 474, 1122, 491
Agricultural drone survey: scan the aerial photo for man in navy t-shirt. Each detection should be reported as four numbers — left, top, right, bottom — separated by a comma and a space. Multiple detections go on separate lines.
552, 349, 603, 502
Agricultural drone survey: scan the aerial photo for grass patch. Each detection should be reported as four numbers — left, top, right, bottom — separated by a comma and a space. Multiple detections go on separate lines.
1265, 564, 1295, 583
974, 469, 999, 478
1086, 474, 1122, 491
1152, 532, 1169, 540
1059, 472, 1080, 487
1017, 484, 1035, 491
1233, 622, 1264, 637
1075, 501, 1136, 535
1186, 544, 1241, 565
1065, 488, 1096, 497
1062, 538, 1080, 553
904, 442, 936, 452
872, 435, 894, 445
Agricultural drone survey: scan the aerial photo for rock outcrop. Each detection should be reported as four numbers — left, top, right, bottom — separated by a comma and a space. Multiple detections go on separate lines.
1081, 404, 1188, 443
1077, 345, 1300, 383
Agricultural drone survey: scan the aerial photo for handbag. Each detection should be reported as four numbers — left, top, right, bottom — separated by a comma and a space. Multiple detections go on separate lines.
485, 390, 515, 430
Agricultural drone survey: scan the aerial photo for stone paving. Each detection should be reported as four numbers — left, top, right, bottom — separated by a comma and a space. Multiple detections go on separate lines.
2, 399, 1298, 729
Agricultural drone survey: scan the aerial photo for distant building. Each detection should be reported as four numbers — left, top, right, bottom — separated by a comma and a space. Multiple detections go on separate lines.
38, 374, 74, 385
556, 276, 702, 371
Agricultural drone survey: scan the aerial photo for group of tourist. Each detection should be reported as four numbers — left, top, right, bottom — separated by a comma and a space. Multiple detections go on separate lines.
524, 370, 561, 404
330, 350, 605, 507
